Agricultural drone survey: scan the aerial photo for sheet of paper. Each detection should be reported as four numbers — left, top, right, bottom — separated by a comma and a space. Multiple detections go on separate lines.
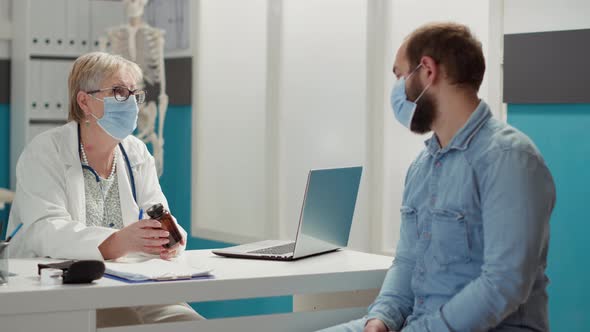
105, 258, 212, 281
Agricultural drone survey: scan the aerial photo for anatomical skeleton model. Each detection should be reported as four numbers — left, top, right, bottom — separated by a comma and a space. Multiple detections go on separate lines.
100, 0, 167, 177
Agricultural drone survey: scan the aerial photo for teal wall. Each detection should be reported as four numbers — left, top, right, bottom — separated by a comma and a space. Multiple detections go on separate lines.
508, 103, 590, 331
0, 104, 9, 240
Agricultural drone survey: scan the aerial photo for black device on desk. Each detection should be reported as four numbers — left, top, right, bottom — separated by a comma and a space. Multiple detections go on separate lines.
38, 260, 105, 284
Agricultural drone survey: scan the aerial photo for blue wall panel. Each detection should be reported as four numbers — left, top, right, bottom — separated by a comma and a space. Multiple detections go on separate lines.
191, 296, 293, 319
0, 104, 9, 239
508, 103, 590, 331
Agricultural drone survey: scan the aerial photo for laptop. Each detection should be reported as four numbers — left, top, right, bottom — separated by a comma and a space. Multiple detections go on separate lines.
212, 166, 363, 261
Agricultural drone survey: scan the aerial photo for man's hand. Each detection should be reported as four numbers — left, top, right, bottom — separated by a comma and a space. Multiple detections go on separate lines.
364, 319, 391, 332
99, 219, 170, 260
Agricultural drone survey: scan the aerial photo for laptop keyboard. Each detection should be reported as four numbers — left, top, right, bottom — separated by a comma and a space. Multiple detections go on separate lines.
249, 242, 296, 255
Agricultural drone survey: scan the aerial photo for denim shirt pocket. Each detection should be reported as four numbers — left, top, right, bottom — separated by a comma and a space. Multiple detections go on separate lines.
430, 208, 470, 265
400, 206, 419, 242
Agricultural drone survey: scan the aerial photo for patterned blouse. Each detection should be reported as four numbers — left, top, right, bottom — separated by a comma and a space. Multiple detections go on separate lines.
82, 156, 124, 230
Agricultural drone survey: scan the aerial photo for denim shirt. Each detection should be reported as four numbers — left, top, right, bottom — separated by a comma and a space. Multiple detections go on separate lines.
367, 101, 556, 332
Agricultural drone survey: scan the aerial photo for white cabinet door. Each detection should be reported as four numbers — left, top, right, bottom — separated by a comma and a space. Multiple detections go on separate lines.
29, 0, 67, 55
65, 0, 90, 56
89, 0, 126, 52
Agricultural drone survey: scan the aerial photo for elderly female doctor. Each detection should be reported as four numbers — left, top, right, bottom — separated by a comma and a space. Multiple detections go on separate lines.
7, 52, 203, 326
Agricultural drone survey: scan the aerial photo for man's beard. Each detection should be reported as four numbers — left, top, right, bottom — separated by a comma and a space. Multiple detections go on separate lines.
407, 78, 436, 134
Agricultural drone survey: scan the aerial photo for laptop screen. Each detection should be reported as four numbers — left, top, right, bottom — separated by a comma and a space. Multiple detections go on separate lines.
295, 166, 363, 251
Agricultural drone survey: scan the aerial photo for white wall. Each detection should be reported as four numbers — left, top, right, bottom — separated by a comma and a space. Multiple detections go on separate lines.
0, 0, 10, 58
192, 0, 373, 251
192, 0, 271, 244
504, 0, 590, 34
277, 0, 369, 249
379, 0, 497, 253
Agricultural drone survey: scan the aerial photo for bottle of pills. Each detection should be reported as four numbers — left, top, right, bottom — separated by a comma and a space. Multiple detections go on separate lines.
146, 203, 182, 249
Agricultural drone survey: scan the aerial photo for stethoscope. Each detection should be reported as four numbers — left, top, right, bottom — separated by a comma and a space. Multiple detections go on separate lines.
77, 124, 137, 204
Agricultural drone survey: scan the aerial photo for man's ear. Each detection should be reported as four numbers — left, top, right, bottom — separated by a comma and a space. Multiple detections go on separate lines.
419, 55, 438, 85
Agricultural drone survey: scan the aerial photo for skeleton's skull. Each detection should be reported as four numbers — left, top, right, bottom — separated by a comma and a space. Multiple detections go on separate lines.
124, 0, 149, 19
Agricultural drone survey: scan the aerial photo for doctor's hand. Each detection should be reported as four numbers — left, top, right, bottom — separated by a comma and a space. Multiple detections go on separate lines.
99, 219, 170, 260
160, 236, 185, 260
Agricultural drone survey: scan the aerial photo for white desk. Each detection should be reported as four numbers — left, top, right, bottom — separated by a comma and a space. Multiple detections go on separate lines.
0, 249, 392, 332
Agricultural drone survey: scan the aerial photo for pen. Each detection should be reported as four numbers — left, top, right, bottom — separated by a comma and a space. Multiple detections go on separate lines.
6, 223, 23, 242
138, 208, 144, 220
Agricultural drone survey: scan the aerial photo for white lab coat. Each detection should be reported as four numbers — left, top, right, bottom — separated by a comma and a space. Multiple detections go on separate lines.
7, 121, 187, 260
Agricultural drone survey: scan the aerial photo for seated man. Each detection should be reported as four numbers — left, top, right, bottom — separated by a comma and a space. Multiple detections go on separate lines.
321, 22, 556, 332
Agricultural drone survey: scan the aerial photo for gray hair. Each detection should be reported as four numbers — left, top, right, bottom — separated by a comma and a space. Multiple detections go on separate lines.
67, 52, 143, 122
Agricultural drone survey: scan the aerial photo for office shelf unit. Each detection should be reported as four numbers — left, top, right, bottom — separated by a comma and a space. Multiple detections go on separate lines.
10, 0, 125, 188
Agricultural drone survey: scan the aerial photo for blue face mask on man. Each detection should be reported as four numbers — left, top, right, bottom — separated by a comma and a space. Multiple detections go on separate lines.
89, 96, 139, 140
390, 64, 431, 129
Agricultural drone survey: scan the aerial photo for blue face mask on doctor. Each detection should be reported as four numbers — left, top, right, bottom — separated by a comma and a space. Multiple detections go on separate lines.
88, 95, 139, 140
390, 64, 431, 129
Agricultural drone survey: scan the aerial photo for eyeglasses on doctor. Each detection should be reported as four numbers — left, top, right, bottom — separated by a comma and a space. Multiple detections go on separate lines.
86, 86, 147, 104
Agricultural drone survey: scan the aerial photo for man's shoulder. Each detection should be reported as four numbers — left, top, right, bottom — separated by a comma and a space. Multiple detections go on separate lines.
467, 117, 544, 165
